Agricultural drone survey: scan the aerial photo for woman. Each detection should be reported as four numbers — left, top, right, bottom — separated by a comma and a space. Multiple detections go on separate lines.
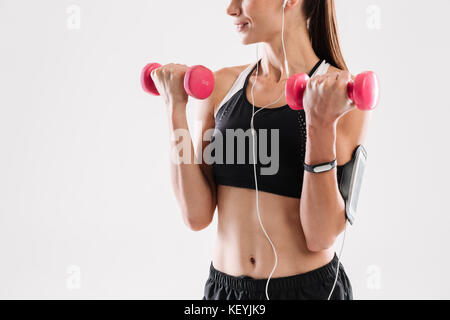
151, 0, 370, 300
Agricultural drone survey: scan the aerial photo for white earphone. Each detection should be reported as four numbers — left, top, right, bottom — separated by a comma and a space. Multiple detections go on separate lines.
249, 0, 347, 301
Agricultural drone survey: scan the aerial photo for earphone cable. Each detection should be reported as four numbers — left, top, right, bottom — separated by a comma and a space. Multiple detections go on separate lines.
250, 43, 285, 301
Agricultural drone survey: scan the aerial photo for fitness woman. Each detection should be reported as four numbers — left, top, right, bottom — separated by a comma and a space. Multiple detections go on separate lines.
150, 0, 370, 300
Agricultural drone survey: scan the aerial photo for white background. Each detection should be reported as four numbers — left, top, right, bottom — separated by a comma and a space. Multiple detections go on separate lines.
0, 0, 449, 299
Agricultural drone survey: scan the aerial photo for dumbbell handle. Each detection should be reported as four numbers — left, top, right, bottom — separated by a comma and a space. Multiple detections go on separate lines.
140, 63, 215, 100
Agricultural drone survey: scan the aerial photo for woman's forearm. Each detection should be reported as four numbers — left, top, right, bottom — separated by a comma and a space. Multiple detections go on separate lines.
299, 123, 346, 252
166, 104, 216, 231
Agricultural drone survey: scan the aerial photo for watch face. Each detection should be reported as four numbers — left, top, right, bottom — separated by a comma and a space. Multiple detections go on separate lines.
313, 164, 333, 173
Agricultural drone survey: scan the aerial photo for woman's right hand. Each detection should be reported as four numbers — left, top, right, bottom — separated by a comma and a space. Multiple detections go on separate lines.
150, 63, 190, 110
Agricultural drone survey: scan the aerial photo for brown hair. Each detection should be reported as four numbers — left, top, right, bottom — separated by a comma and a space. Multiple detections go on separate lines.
303, 0, 348, 71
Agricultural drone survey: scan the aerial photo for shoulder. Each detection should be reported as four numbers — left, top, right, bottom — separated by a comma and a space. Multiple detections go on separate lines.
193, 63, 250, 124
216, 63, 251, 77
213, 64, 249, 94
210, 64, 251, 116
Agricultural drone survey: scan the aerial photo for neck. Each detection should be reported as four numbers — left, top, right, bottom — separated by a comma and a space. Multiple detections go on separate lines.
258, 19, 319, 84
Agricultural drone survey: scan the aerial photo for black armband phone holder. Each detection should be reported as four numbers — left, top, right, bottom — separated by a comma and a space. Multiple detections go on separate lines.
338, 144, 368, 225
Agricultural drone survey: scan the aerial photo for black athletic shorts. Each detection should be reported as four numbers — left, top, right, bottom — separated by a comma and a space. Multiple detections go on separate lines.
202, 252, 353, 300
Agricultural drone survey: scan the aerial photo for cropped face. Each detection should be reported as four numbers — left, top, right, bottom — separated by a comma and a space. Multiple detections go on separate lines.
226, 0, 303, 45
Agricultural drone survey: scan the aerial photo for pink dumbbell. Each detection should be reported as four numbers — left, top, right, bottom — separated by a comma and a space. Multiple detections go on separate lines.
140, 63, 215, 100
285, 71, 380, 111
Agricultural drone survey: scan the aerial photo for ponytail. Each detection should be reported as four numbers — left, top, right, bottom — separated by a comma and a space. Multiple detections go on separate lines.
303, 0, 348, 71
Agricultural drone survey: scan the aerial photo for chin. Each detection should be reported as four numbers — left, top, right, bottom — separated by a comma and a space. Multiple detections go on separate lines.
239, 36, 257, 46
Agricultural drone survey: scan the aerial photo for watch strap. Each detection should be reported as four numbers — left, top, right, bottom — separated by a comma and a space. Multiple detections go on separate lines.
304, 159, 337, 173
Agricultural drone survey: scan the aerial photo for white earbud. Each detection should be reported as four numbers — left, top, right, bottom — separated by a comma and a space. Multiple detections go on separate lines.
283, 0, 288, 8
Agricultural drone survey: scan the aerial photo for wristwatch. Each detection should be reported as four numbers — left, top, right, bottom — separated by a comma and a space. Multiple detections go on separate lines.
304, 159, 337, 173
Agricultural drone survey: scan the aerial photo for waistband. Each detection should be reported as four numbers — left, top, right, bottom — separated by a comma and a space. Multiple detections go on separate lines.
208, 253, 343, 292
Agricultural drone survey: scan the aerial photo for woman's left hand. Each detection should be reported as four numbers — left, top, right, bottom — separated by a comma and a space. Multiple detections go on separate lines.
303, 70, 355, 128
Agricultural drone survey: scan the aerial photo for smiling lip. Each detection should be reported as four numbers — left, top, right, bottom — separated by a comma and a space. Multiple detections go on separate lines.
235, 23, 249, 32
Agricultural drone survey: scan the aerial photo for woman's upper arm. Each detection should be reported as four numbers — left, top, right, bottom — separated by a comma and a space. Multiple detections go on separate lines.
191, 67, 232, 201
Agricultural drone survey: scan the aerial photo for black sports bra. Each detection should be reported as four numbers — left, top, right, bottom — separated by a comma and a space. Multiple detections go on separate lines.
211, 59, 345, 198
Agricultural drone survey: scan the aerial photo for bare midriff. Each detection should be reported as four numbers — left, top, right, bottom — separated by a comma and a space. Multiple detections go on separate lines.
212, 185, 334, 279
